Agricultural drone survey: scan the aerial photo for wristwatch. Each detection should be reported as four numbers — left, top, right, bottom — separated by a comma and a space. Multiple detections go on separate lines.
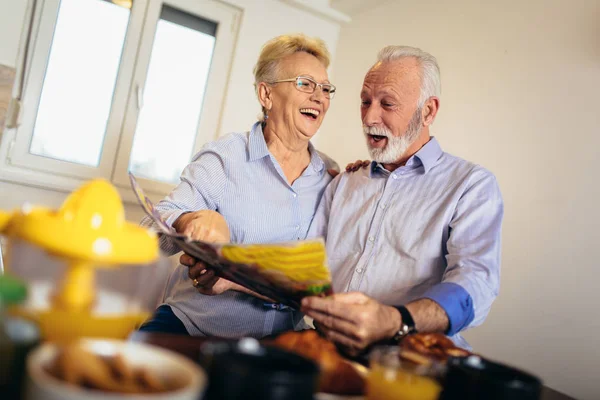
391, 305, 417, 343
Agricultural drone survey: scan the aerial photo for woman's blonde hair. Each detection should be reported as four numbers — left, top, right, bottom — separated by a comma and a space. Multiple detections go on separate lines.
253, 34, 331, 120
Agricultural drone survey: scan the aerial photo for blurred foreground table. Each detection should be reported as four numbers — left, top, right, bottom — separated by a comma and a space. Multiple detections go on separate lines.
129, 331, 575, 400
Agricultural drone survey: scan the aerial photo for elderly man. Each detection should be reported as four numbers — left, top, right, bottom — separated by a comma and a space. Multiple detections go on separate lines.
301, 45, 503, 352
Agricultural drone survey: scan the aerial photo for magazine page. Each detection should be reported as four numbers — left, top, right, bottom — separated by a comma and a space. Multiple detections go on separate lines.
129, 173, 332, 308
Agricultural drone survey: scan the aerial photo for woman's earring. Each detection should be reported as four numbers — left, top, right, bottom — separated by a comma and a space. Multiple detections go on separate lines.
264, 111, 269, 120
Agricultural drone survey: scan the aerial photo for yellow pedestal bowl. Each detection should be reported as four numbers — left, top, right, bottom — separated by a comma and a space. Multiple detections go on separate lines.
2, 179, 159, 342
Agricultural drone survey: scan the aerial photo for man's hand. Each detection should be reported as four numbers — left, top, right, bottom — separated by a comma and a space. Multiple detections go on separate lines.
345, 160, 370, 172
181, 253, 241, 295
301, 292, 401, 355
173, 210, 230, 243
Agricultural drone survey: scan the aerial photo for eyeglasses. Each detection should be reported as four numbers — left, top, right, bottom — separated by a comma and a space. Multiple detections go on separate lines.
269, 76, 336, 99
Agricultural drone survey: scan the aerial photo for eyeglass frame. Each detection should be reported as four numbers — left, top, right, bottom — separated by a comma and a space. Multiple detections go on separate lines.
268, 76, 336, 99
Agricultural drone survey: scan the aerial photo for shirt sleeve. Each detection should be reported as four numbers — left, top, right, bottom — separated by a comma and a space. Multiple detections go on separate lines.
140, 147, 228, 255
422, 168, 504, 335
306, 173, 343, 240
316, 149, 340, 174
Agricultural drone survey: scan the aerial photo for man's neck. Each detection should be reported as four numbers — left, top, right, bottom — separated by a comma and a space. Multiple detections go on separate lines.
383, 131, 431, 172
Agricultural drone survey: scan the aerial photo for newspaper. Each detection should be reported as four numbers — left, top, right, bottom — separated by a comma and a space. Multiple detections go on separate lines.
129, 173, 332, 309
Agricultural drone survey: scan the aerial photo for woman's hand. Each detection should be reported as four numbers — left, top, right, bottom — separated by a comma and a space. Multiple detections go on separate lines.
173, 210, 230, 243
327, 159, 370, 178
173, 210, 233, 295
345, 160, 371, 172
181, 253, 241, 295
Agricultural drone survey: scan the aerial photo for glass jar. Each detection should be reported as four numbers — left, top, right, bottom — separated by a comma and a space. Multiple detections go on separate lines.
367, 346, 444, 400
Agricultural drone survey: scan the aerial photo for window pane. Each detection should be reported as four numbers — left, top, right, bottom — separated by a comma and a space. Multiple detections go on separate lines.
128, 6, 217, 184
29, 0, 130, 166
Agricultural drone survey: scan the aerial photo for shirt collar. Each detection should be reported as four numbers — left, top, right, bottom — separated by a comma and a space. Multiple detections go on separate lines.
248, 122, 270, 161
369, 137, 443, 176
307, 141, 325, 173
369, 161, 385, 176
248, 122, 325, 172
413, 137, 442, 174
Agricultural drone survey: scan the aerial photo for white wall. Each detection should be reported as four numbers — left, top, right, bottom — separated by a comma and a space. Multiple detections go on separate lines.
318, 0, 600, 399
0, 0, 28, 66
0, 0, 342, 219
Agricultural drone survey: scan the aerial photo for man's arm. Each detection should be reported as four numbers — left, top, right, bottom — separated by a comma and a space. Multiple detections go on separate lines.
405, 298, 449, 333
419, 168, 504, 335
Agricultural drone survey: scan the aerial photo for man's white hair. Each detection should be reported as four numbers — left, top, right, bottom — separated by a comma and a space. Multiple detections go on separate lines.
377, 46, 441, 108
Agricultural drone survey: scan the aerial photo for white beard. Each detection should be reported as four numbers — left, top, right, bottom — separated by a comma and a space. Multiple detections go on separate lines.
363, 108, 423, 164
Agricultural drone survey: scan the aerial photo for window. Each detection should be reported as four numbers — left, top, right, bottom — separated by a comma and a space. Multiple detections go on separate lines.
7, 0, 239, 195
30, 0, 129, 167
127, 6, 217, 184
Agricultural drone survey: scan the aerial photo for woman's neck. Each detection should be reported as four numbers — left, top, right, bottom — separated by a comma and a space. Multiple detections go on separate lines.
263, 122, 311, 184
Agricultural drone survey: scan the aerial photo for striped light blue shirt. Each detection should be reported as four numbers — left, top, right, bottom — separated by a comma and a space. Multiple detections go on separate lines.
308, 137, 503, 348
142, 122, 336, 338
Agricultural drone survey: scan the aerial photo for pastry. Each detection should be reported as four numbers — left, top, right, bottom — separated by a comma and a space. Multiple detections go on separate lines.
271, 330, 365, 395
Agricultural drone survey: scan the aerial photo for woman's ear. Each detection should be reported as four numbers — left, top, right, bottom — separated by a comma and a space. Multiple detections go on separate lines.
257, 82, 273, 112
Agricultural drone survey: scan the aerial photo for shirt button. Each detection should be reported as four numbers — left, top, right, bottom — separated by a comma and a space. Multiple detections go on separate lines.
295, 225, 300, 230
392, 174, 398, 180
380, 203, 386, 209
356, 268, 363, 273
368, 236, 375, 242
292, 193, 297, 198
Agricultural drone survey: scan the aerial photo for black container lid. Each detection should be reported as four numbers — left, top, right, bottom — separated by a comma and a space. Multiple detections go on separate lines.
440, 355, 542, 400
200, 338, 319, 400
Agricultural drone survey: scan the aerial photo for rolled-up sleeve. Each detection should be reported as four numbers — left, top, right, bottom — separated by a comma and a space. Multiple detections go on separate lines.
140, 147, 228, 255
423, 169, 503, 335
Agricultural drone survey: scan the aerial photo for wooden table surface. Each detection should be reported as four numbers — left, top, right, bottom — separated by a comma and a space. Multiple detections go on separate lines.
130, 331, 575, 400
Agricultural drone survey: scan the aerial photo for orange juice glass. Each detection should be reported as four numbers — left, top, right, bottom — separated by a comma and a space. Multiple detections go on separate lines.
367, 346, 443, 400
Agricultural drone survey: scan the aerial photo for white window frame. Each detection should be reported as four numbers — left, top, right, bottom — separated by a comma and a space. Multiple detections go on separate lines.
9, 0, 147, 181
112, 0, 239, 195
2, 0, 240, 199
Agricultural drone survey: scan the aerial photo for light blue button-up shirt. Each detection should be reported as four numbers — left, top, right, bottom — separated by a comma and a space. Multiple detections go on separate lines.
308, 137, 503, 348
142, 122, 336, 338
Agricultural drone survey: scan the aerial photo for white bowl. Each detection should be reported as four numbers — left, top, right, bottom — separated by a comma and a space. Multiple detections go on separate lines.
25, 338, 207, 400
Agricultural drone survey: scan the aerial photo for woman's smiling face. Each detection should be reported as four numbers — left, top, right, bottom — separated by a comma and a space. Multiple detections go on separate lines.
265, 51, 331, 140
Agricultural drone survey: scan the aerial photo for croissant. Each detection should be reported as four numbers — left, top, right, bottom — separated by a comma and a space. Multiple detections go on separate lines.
272, 330, 365, 395
400, 332, 472, 364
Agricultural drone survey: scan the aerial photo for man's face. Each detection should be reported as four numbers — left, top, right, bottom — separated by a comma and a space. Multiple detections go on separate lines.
360, 58, 423, 163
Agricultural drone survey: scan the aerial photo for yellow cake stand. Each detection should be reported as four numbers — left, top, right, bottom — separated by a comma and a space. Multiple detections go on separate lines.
1, 179, 159, 342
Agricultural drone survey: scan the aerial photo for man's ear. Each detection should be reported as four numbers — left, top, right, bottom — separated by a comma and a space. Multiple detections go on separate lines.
422, 97, 440, 127
257, 82, 273, 112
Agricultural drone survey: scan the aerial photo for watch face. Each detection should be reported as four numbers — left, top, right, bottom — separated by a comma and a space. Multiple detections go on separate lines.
392, 325, 409, 343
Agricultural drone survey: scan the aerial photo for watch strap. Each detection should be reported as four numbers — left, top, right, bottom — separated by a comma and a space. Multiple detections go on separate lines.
391, 305, 417, 343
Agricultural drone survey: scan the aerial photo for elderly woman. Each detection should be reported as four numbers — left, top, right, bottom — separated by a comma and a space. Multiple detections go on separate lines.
139, 34, 338, 338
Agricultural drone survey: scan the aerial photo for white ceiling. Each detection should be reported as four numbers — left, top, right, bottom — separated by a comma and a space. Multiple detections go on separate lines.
329, 0, 391, 16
